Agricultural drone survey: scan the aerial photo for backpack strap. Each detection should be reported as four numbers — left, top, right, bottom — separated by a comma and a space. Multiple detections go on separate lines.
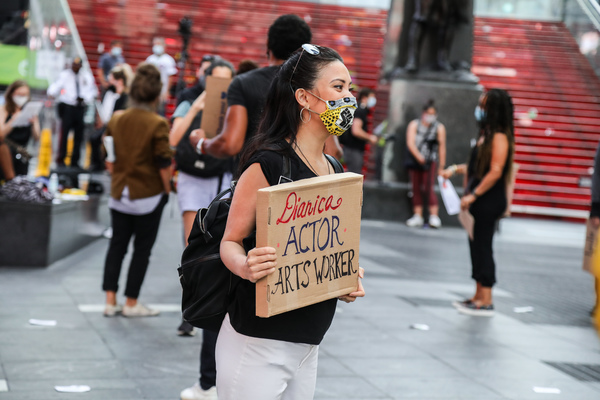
325, 154, 344, 173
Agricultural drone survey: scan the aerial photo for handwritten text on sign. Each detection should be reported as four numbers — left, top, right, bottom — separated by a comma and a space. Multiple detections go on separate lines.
256, 173, 363, 317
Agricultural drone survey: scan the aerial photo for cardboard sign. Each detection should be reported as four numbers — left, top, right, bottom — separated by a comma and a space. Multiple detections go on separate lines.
256, 173, 363, 318
200, 76, 231, 138
583, 219, 600, 276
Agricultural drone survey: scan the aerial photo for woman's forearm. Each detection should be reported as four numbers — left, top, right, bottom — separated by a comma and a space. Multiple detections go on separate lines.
159, 165, 172, 194
221, 240, 250, 279
169, 110, 198, 147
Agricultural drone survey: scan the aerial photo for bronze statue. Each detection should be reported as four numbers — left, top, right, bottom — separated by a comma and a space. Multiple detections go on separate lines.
401, 0, 469, 73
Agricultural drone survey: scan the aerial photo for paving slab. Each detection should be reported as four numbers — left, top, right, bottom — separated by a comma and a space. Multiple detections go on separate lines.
1, 213, 599, 398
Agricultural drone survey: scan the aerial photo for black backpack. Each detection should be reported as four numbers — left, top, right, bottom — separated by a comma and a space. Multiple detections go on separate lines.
177, 153, 343, 332
174, 112, 232, 178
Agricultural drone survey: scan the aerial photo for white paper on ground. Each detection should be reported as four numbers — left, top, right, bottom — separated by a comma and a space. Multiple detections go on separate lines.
458, 209, 474, 240
10, 101, 43, 127
532, 387, 561, 394
410, 323, 430, 331
437, 176, 461, 215
54, 385, 91, 393
28, 319, 57, 326
513, 306, 534, 313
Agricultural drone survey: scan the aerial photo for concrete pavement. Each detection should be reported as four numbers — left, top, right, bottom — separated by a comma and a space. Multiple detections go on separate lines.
1, 198, 599, 399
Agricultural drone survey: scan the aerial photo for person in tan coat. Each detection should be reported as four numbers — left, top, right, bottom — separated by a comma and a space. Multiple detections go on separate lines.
102, 63, 173, 318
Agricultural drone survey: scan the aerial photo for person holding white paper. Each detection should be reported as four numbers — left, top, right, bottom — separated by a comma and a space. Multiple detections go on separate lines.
90, 65, 130, 172
441, 89, 515, 317
217, 45, 365, 400
0, 80, 40, 176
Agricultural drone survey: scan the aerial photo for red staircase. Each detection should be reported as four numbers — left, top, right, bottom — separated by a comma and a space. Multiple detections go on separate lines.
472, 17, 600, 219
68, 0, 387, 105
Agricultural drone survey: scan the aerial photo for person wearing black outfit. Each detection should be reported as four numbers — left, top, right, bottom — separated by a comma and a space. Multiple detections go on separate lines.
47, 57, 98, 168
91, 66, 129, 172
189, 14, 312, 159
182, 14, 313, 400
217, 45, 365, 400
340, 87, 378, 174
0, 80, 40, 176
442, 89, 515, 317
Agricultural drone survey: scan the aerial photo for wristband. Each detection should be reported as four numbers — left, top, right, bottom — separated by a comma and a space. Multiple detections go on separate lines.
195, 137, 205, 155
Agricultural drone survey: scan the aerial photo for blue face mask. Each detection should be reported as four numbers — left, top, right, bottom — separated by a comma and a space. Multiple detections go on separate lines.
111, 47, 122, 57
474, 106, 486, 122
152, 45, 164, 56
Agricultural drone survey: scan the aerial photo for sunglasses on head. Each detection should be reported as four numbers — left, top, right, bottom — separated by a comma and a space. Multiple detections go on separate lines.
289, 44, 320, 93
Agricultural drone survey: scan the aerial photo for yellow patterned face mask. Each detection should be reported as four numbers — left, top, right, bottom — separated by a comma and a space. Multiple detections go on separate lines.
307, 91, 358, 136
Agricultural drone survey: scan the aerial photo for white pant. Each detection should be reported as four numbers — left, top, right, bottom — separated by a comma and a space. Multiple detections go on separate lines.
216, 314, 319, 400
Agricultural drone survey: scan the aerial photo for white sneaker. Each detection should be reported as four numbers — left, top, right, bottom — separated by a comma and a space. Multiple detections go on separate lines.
428, 215, 442, 228
180, 383, 217, 400
406, 214, 424, 227
103, 303, 123, 317
122, 303, 160, 317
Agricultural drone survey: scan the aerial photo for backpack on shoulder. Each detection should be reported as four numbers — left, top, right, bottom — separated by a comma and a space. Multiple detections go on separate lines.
177, 153, 343, 332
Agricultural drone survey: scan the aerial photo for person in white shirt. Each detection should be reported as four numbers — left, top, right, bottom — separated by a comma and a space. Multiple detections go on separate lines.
145, 37, 177, 114
47, 57, 98, 168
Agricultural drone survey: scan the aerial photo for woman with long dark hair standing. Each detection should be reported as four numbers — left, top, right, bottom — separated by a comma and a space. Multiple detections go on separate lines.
217, 44, 365, 399
442, 88, 515, 316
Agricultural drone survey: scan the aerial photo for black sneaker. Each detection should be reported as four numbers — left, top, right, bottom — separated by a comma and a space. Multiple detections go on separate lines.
455, 301, 494, 317
177, 320, 196, 337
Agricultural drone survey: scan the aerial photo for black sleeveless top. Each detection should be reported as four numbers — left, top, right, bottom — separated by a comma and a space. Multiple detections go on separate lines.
5, 114, 32, 146
467, 134, 511, 218
227, 142, 338, 345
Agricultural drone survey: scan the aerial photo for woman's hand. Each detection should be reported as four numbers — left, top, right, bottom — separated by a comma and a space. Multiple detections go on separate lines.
105, 161, 113, 174
338, 267, 365, 303
439, 168, 452, 179
191, 91, 207, 113
591, 216, 600, 228
243, 247, 277, 283
189, 128, 206, 149
461, 194, 476, 210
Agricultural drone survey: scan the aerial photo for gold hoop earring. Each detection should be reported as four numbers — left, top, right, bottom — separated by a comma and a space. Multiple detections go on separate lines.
300, 107, 311, 123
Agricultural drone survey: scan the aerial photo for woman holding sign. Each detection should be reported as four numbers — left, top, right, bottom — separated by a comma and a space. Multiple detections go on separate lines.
441, 89, 515, 317
218, 45, 365, 399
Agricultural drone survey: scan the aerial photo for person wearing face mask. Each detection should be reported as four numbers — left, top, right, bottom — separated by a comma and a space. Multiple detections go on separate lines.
339, 87, 378, 174
145, 37, 178, 113
189, 14, 312, 161
176, 54, 218, 107
216, 44, 365, 400
441, 89, 515, 316
405, 99, 446, 228
48, 57, 99, 168
97, 39, 125, 90
0, 80, 40, 176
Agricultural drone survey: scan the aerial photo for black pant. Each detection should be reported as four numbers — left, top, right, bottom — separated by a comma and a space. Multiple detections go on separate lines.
199, 329, 218, 390
89, 127, 105, 171
102, 195, 167, 298
468, 192, 506, 288
57, 103, 86, 167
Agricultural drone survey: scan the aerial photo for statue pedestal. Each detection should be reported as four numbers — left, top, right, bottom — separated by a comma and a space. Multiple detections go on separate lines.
374, 77, 483, 226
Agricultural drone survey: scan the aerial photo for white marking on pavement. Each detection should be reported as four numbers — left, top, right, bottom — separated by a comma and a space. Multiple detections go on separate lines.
78, 304, 181, 313
0, 379, 7, 392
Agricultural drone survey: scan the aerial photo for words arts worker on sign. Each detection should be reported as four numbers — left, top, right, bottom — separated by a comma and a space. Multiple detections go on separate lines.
256, 172, 363, 318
